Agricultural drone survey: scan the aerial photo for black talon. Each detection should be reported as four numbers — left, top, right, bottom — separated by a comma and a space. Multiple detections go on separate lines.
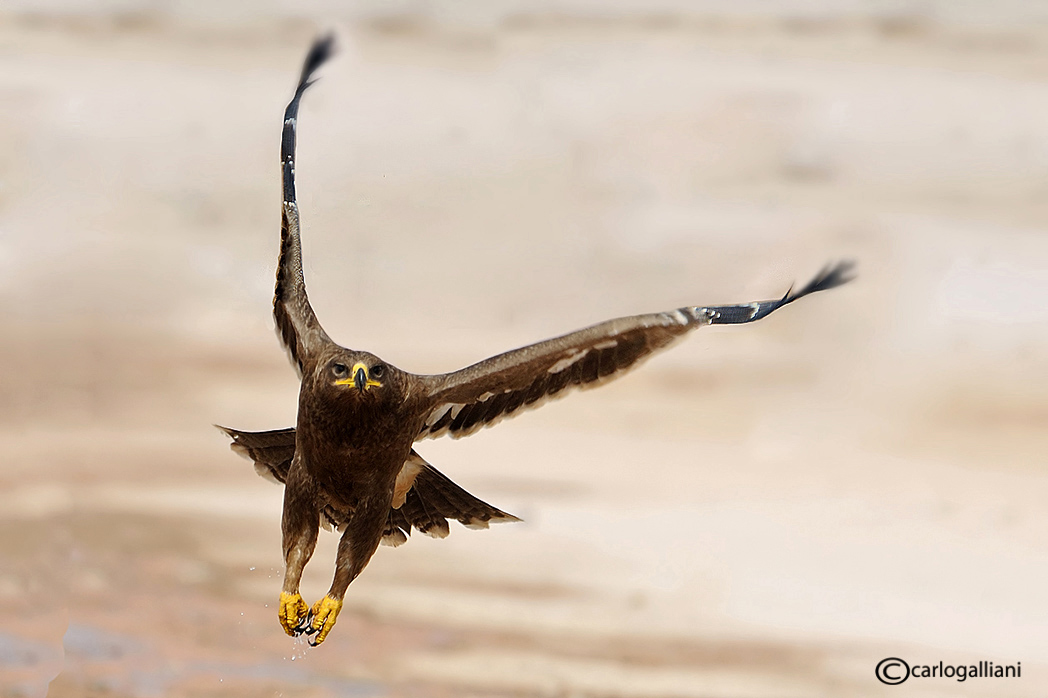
294, 611, 317, 636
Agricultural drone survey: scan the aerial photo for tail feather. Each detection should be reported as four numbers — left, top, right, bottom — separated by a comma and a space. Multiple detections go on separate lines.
380, 511, 410, 547
216, 425, 519, 546
216, 425, 295, 484
412, 463, 521, 529
400, 491, 451, 540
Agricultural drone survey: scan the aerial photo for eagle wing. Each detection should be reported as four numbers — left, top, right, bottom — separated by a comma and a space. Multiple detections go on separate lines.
227, 263, 852, 447
414, 261, 854, 440
273, 35, 336, 375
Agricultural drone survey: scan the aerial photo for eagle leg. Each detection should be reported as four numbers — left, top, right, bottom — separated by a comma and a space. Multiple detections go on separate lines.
279, 456, 320, 636
303, 501, 388, 645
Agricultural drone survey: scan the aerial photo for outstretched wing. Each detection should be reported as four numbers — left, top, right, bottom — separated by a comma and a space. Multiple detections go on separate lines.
228, 262, 853, 444
415, 261, 855, 440
273, 35, 337, 375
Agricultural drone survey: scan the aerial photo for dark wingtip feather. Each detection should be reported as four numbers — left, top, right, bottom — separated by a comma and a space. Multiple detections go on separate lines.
298, 33, 337, 90
784, 260, 856, 304
283, 34, 337, 126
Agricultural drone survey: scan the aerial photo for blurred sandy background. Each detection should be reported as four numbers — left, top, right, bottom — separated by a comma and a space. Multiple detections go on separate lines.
2, 1, 1047, 696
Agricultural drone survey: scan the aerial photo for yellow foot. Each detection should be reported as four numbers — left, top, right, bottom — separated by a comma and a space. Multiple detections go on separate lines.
278, 591, 309, 636
308, 595, 343, 646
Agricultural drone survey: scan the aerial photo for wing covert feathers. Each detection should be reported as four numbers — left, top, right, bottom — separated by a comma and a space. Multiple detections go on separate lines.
273, 34, 336, 375
417, 313, 693, 440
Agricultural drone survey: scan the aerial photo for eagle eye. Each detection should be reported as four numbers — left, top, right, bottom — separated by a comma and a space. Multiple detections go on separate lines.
370, 364, 386, 379
332, 362, 348, 378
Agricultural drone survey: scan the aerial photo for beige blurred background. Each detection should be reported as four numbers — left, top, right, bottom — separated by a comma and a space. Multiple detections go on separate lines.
2, 2, 1047, 697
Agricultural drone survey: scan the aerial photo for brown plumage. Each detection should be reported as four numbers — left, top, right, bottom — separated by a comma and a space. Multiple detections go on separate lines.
218, 35, 854, 646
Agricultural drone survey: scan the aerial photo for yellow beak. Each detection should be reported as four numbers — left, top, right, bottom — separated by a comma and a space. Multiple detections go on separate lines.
335, 362, 383, 392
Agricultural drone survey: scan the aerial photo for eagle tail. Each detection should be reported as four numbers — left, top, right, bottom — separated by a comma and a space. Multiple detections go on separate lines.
215, 426, 519, 545
215, 425, 295, 484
